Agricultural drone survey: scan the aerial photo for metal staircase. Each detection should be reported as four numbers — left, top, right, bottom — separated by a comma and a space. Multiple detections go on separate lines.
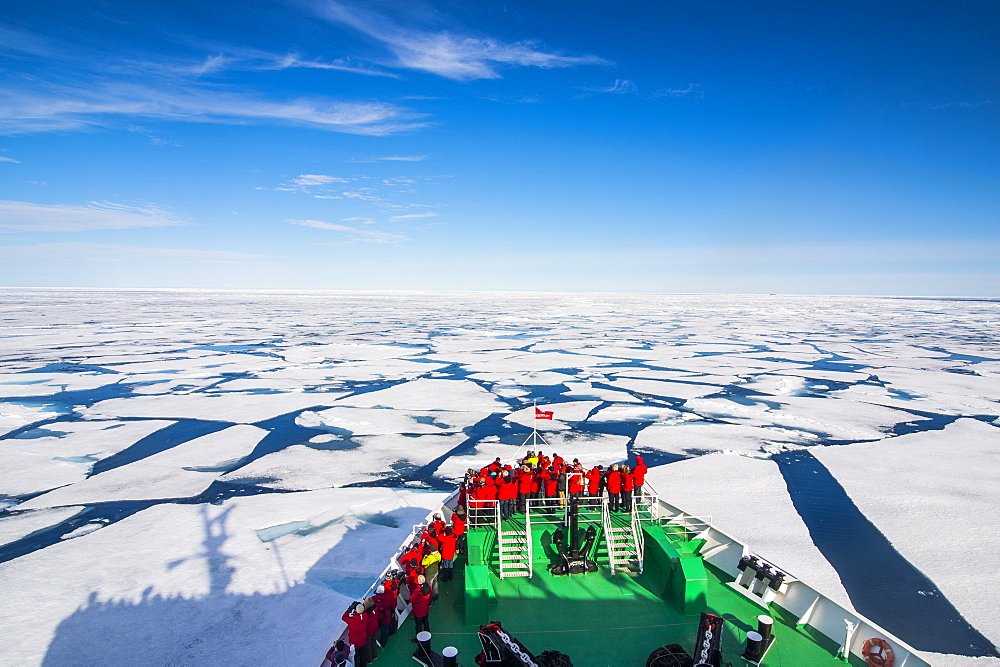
497, 510, 533, 579
601, 493, 660, 575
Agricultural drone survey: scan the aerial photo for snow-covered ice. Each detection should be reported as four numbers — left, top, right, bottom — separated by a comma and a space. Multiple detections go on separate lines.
19, 425, 269, 508
0, 506, 84, 547
1, 289, 998, 664
813, 418, 1000, 648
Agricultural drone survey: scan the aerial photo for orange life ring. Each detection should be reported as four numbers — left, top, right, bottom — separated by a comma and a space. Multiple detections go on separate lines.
862, 637, 895, 667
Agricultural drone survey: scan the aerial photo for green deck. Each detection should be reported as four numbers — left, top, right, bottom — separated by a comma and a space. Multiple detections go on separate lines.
373, 512, 864, 666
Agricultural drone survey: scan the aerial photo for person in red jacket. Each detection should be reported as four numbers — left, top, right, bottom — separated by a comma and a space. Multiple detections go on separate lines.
405, 565, 425, 602
342, 603, 371, 667
364, 598, 379, 659
498, 471, 518, 520
543, 467, 560, 514
398, 544, 423, 573
409, 579, 432, 635
374, 582, 397, 644
517, 466, 534, 514
585, 465, 602, 498
605, 464, 623, 512
632, 455, 647, 491
427, 513, 446, 537
437, 527, 458, 582
530, 467, 543, 501
451, 508, 466, 554
621, 465, 634, 514
567, 465, 585, 499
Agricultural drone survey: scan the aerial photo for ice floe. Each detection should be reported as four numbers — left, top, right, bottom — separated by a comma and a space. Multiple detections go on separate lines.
0, 403, 63, 438
634, 421, 813, 457
0, 506, 84, 547
298, 406, 487, 436
223, 433, 467, 490
19, 425, 268, 508
812, 418, 1000, 648
82, 392, 343, 423
336, 377, 507, 411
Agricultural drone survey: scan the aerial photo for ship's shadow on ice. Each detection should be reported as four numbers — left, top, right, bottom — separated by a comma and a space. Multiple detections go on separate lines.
775, 450, 999, 658
41, 503, 422, 666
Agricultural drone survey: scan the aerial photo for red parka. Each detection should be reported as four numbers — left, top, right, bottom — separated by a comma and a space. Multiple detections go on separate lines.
410, 586, 432, 617
342, 609, 369, 648
399, 547, 423, 572
499, 477, 518, 501
585, 467, 601, 496
622, 472, 634, 493
567, 468, 584, 494
633, 457, 647, 488
518, 470, 534, 495
606, 469, 622, 494
543, 470, 559, 497
451, 515, 466, 537
438, 533, 458, 560
374, 591, 395, 624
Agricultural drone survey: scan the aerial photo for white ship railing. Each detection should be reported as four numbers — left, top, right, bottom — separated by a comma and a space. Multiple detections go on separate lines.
601, 496, 621, 573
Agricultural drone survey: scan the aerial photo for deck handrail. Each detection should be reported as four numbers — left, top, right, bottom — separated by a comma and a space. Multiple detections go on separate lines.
601, 496, 620, 573
631, 495, 645, 574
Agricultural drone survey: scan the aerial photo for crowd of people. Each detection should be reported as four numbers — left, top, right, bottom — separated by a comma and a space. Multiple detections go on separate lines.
333, 508, 466, 667
459, 451, 648, 520
331, 451, 648, 665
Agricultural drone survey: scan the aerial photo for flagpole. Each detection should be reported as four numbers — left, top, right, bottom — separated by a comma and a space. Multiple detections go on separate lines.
520, 398, 549, 450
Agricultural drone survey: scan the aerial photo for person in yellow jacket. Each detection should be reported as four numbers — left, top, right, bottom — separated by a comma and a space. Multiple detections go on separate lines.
421, 545, 442, 599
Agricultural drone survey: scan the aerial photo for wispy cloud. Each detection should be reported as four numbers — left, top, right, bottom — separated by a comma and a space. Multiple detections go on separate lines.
650, 84, 704, 99
907, 99, 996, 111
288, 218, 405, 243
121, 50, 399, 79
349, 155, 428, 163
313, 1, 607, 81
389, 212, 438, 221
0, 242, 265, 262
0, 200, 184, 233
598, 79, 638, 94
0, 156, 21, 164
0, 81, 427, 136
292, 174, 350, 186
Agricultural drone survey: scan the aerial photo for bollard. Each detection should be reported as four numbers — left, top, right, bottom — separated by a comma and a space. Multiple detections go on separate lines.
443, 646, 458, 667
757, 614, 774, 645
412, 631, 434, 666
742, 630, 765, 662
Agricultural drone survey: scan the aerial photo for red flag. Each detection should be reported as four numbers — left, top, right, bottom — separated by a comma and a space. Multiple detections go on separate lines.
535, 407, 553, 420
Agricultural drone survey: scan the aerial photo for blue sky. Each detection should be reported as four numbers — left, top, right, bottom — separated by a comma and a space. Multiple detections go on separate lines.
1, 0, 997, 295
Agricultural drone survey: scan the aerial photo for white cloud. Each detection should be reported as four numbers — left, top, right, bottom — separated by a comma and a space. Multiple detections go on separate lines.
288, 218, 405, 243
315, 2, 606, 81
341, 191, 383, 202
600, 79, 638, 94
650, 84, 704, 99
0, 156, 21, 164
0, 200, 184, 233
0, 242, 266, 262
389, 212, 438, 221
292, 174, 349, 186
0, 82, 427, 136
